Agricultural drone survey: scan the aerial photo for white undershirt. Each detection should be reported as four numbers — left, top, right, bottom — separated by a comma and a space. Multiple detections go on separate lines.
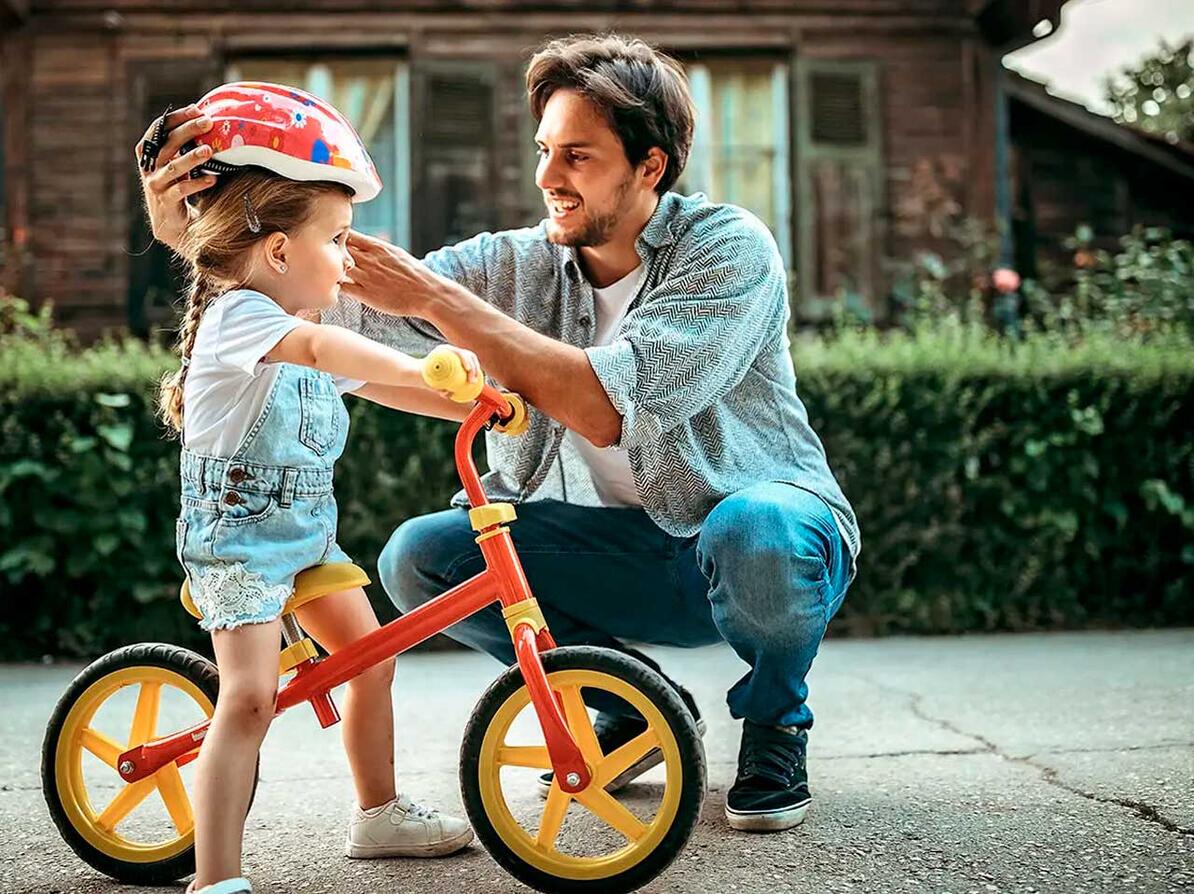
569, 264, 644, 507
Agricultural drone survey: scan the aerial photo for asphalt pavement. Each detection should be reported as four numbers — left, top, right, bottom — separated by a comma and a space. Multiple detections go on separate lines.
2, 630, 1191, 894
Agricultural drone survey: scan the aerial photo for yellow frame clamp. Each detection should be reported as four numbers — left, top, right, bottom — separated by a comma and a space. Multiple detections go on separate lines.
469, 503, 517, 532
278, 638, 318, 674
502, 597, 547, 637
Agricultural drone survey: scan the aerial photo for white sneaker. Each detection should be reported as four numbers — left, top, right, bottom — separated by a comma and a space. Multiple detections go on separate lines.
345, 794, 473, 858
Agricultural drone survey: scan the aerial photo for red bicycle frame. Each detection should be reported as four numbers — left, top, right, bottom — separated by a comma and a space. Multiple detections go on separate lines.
117, 384, 593, 793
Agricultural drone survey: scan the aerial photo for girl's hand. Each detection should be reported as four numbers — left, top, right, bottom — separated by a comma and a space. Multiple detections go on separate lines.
134, 106, 217, 252
433, 345, 482, 398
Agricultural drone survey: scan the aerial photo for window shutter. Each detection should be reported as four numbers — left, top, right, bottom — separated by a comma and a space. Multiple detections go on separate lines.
414, 62, 498, 254
809, 71, 868, 147
795, 59, 883, 318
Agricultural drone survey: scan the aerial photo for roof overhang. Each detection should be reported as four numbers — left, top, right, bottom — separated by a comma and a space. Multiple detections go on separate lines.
1005, 72, 1194, 184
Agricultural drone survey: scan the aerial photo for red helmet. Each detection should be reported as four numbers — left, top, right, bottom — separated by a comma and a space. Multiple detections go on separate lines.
192, 81, 382, 202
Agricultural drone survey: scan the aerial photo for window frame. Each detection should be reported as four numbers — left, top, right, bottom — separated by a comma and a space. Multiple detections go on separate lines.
679, 53, 794, 268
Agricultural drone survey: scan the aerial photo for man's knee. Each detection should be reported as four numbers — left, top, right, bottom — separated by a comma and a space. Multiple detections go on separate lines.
699, 483, 837, 609
377, 510, 473, 614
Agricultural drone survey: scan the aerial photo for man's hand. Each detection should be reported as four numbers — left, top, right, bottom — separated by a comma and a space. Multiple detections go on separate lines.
344, 230, 461, 319
134, 106, 217, 252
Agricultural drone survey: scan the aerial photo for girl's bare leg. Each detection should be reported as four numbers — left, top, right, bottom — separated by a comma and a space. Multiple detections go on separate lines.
296, 588, 396, 809
191, 619, 282, 887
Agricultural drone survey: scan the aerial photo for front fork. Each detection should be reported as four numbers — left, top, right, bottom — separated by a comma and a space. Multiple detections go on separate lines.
510, 619, 592, 794
475, 511, 592, 794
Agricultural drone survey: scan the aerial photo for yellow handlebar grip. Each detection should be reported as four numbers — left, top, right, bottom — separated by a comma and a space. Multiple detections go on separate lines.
422, 347, 484, 403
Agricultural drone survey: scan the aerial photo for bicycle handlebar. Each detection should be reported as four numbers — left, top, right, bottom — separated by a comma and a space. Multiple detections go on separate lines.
420, 347, 529, 437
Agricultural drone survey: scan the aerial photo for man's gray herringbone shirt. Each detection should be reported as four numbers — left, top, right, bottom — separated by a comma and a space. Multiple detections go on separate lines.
325, 191, 860, 560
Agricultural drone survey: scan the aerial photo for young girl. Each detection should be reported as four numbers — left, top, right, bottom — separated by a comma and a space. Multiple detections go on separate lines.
156, 83, 478, 894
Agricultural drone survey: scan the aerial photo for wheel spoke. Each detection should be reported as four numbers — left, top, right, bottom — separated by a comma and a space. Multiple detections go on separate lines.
534, 784, 571, 850
95, 778, 156, 832
596, 728, 660, 789
128, 681, 163, 746
557, 686, 603, 765
573, 787, 648, 842
155, 763, 194, 836
78, 727, 124, 770
496, 745, 553, 770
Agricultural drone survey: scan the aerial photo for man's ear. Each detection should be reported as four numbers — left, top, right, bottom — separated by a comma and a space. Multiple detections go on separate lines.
640, 147, 669, 191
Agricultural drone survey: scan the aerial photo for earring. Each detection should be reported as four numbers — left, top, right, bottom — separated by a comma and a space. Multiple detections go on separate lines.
279, 264, 287, 274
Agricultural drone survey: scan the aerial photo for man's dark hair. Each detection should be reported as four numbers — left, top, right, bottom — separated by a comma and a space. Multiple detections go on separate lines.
526, 34, 696, 194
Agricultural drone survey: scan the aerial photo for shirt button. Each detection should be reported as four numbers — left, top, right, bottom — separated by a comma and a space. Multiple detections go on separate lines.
224, 492, 243, 506
228, 468, 247, 483
579, 315, 591, 326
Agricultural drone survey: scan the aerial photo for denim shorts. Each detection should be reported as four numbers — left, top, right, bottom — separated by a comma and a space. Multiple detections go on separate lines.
177, 452, 352, 632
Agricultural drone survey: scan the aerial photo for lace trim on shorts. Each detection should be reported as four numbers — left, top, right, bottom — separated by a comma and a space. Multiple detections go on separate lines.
191, 562, 292, 631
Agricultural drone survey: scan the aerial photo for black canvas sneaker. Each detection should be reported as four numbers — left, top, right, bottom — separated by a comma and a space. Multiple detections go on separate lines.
724, 720, 810, 831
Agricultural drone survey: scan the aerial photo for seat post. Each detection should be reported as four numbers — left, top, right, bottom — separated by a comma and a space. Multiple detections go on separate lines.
278, 611, 341, 728
281, 613, 304, 647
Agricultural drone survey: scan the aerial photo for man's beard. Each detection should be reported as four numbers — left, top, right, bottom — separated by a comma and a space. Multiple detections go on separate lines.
546, 174, 635, 247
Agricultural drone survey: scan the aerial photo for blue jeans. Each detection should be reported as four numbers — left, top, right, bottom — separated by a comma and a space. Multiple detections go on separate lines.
378, 482, 852, 729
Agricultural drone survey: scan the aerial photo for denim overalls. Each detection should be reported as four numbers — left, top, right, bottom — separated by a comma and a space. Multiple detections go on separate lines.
176, 362, 353, 631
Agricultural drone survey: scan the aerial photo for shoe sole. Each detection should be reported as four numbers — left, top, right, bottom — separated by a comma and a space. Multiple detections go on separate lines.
536, 718, 707, 799
724, 800, 810, 832
344, 826, 474, 859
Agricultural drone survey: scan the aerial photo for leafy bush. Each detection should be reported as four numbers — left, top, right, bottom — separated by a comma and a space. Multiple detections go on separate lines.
799, 324, 1193, 633
1026, 226, 1194, 338
2, 297, 1191, 657
885, 223, 1194, 340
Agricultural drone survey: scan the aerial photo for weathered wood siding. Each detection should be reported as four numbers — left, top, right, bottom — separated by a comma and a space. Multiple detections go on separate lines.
4, 2, 1017, 336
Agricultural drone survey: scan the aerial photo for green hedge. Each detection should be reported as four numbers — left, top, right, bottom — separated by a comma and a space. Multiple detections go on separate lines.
797, 326, 1193, 634
2, 325, 1191, 659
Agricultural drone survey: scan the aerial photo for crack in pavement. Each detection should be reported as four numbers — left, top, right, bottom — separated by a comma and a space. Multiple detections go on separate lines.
850, 673, 1194, 839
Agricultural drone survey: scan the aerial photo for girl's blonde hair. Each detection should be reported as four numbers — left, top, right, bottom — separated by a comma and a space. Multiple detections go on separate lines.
157, 169, 352, 434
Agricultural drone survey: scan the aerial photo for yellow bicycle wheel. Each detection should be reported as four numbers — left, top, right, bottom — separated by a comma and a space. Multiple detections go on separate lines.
460, 646, 705, 893
41, 643, 252, 885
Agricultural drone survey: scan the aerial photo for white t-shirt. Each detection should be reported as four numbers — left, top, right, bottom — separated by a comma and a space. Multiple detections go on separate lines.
568, 264, 644, 507
182, 289, 364, 457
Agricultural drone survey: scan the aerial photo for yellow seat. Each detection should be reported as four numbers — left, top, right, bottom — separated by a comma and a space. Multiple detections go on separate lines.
180, 562, 371, 621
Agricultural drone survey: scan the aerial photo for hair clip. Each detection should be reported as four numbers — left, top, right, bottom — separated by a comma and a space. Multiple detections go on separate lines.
180, 355, 191, 370
243, 193, 262, 233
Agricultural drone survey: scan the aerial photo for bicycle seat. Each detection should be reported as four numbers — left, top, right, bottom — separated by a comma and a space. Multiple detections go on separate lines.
179, 562, 371, 621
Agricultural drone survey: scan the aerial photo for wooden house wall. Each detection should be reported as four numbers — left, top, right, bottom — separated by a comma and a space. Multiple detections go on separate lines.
5, 2, 998, 337
1010, 101, 1194, 279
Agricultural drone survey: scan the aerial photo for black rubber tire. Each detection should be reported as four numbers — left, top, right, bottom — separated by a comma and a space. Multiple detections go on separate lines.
460, 646, 706, 894
41, 642, 258, 886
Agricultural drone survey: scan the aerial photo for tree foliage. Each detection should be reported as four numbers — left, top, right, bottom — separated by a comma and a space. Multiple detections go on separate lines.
1104, 37, 1194, 144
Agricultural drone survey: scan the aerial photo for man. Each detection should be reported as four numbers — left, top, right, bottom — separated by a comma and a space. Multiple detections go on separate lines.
138, 34, 858, 833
